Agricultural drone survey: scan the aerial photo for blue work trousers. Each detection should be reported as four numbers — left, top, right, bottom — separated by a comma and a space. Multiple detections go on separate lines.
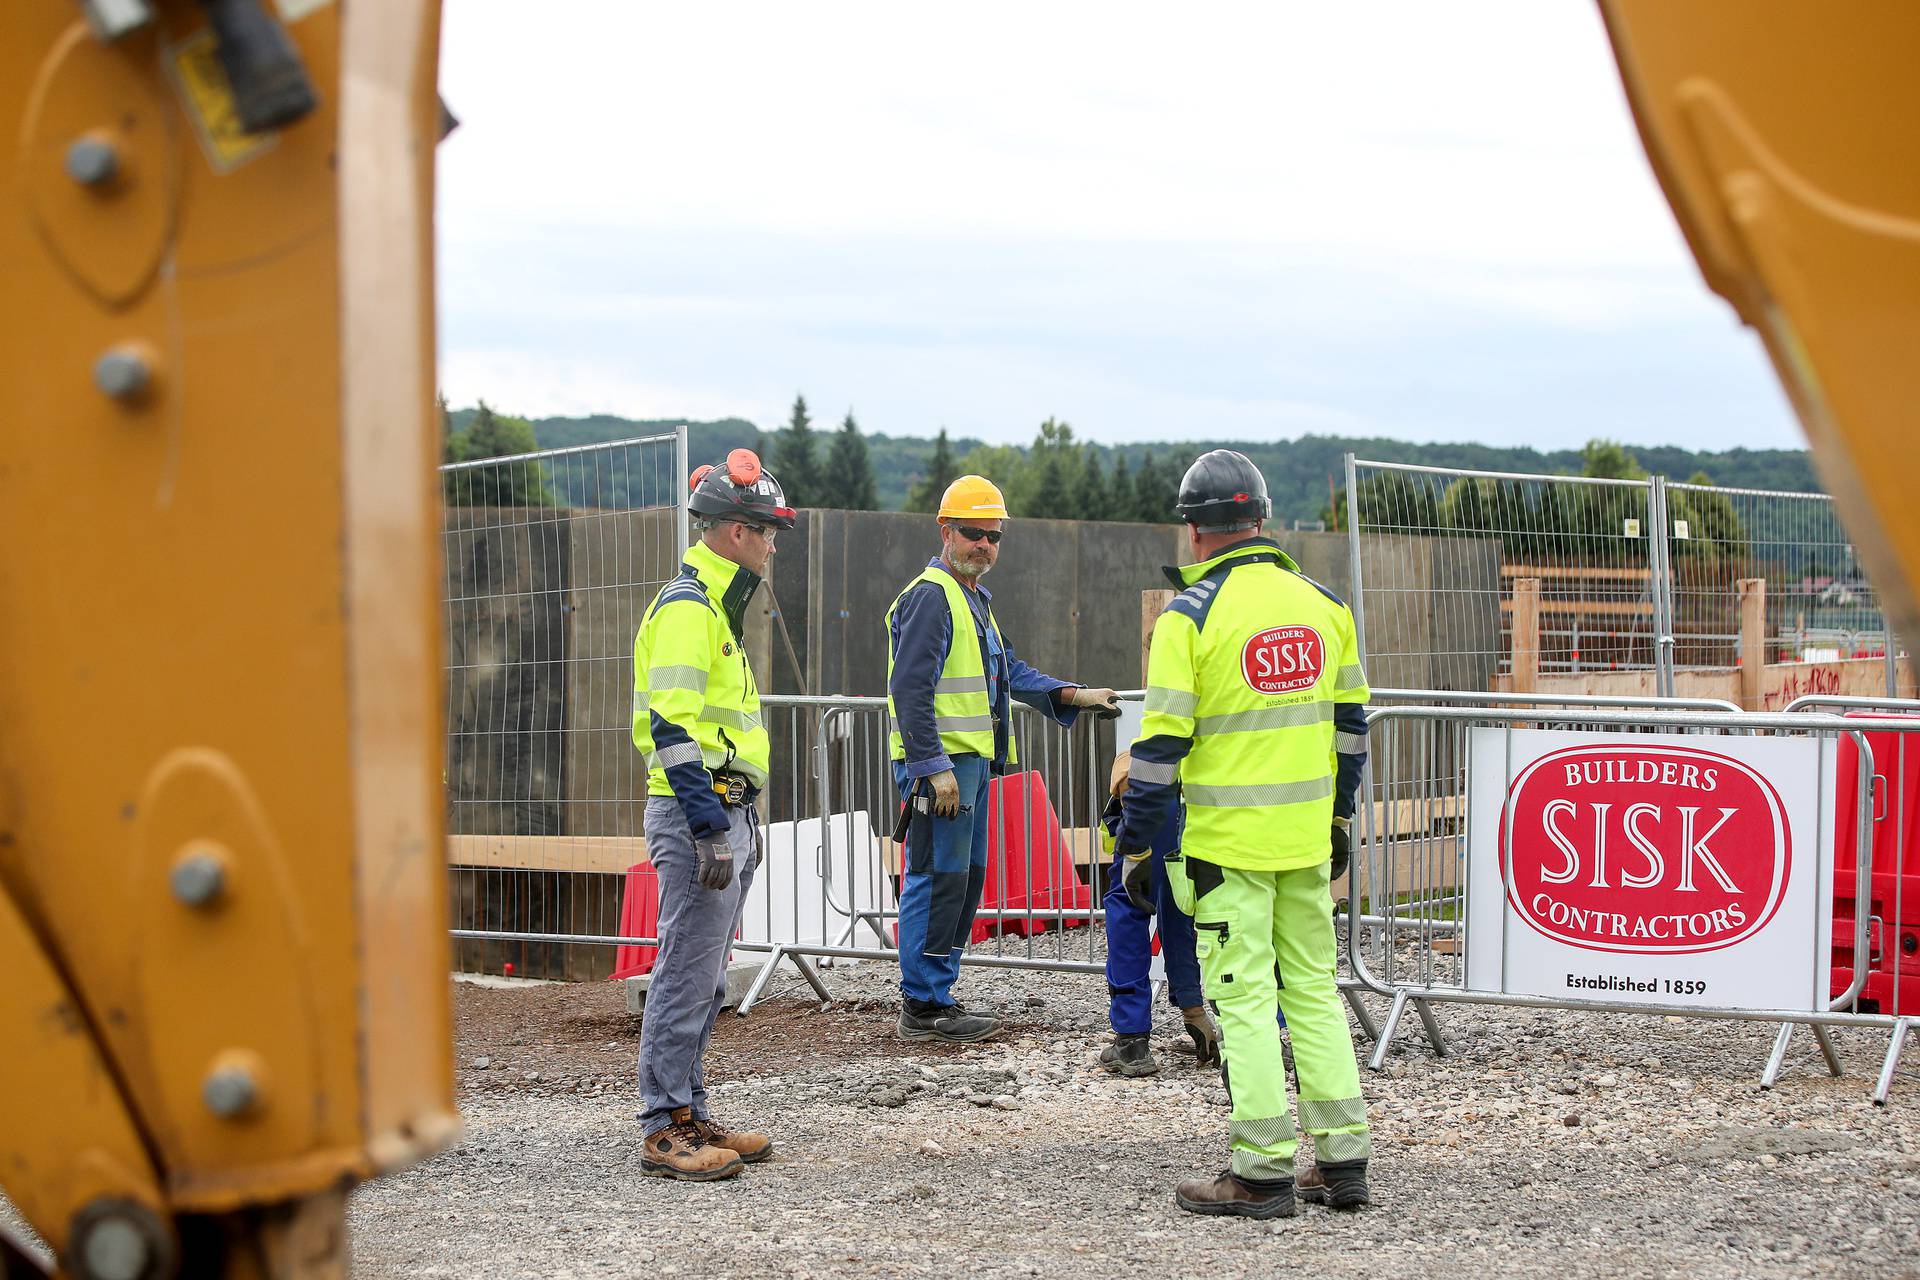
893, 754, 992, 1009
1104, 821, 1204, 1034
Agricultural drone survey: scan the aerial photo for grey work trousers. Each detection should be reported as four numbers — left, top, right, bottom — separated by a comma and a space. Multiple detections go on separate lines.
638, 796, 758, 1136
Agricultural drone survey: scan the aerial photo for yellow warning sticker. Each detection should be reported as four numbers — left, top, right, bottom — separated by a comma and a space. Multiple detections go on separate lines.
167, 30, 276, 174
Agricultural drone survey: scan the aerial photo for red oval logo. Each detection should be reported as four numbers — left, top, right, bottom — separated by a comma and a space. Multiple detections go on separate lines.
1499, 744, 1791, 955
1241, 625, 1324, 694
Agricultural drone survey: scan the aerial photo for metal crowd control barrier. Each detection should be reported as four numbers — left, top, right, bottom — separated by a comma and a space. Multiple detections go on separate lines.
1351, 704, 1913, 1103
728, 691, 1125, 1012
1774, 694, 1920, 1099
1346, 689, 1746, 1053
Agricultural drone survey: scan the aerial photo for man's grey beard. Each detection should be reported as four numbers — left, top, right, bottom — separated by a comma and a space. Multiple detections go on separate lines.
945, 549, 990, 580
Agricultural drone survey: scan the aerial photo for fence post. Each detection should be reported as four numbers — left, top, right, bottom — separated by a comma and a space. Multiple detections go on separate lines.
1141, 589, 1174, 685
673, 422, 690, 563
1344, 452, 1368, 667
1511, 577, 1540, 694
1739, 577, 1767, 710
1648, 475, 1677, 698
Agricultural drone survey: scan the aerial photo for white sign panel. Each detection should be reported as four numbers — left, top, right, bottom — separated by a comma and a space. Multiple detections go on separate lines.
1465, 728, 1835, 1011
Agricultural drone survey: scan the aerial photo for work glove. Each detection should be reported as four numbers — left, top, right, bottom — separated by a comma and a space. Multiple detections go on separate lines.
1108, 750, 1131, 799
694, 831, 735, 891
1117, 841, 1155, 915
1329, 817, 1352, 885
1068, 686, 1122, 719
928, 768, 961, 818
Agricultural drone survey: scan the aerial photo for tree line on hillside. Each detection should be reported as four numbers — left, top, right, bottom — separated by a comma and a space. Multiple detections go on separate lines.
442, 399, 1820, 527
759, 396, 1187, 522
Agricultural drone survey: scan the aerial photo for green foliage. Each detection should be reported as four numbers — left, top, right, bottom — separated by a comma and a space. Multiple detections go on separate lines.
772, 395, 821, 507
1073, 445, 1110, 518
819, 410, 880, 510
442, 401, 556, 507
1129, 452, 1181, 523
443, 407, 1823, 523
907, 428, 962, 513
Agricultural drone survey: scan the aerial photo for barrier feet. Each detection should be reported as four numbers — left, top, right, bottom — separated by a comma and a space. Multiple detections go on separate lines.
1814, 1023, 1843, 1078
792, 953, 833, 1008
735, 947, 835, 1016
735, 948, 787, 1017
1413, 997, 1449, 1058
1341, 985, 1381, 1043
1367, 991, 1410, 1071
1874, 1018, 1911, 1106
1760, 1022, 1794, 1089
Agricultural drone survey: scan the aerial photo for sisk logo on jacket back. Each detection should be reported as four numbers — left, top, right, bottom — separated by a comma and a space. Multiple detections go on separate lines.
1240, 625, 1324, 696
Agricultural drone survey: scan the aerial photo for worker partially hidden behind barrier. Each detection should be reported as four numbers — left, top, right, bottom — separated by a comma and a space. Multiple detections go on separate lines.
1114, 449, 1374, 1219
629, 450, 794, 1182
885, 474, 1120, 1043
1098, 750, 1224, 1076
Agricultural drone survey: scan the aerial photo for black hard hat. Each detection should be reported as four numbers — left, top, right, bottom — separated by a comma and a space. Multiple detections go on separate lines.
688, 449, 796, 529
1175, 449, 1271, 531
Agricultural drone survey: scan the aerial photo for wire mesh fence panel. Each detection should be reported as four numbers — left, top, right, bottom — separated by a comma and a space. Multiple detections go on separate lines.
440, 432, 686, 978
1346, 460, 1659, 693
1665, 483, 1900, 674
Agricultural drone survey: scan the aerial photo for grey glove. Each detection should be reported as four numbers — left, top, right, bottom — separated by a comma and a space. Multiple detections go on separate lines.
1117, 842, 1154, 914
695, 831, 735, 891
1330, 819, 1352, 885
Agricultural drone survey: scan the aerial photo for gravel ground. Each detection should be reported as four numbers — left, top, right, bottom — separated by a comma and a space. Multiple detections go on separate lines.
347, 960, 1920, 1280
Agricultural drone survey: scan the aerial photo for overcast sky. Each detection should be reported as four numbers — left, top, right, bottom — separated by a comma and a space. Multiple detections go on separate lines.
435, 2, 1803, 452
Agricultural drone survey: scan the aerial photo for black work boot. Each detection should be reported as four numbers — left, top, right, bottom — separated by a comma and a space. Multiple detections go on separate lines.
1174, 1169, 1297, 1219
897, 1001, 999, 1043
1298, 1158, 1370, 1211
1098, 1033, 1161, 1077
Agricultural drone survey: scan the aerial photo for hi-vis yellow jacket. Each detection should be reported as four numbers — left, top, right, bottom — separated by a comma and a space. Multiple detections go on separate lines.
632, 539, 770, 839
1114, 537, 1369, 871
885, 565, 1005, 764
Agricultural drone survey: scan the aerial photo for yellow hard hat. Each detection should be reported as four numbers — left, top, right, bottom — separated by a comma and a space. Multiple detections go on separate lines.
938, 474, 1009, 520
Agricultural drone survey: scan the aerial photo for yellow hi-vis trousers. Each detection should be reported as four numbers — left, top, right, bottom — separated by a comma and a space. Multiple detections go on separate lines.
1182, 858, 1370, 1183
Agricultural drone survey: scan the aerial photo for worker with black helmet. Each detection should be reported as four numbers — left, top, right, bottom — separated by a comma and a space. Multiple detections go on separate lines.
1114, 448, 1374, 1218
631, 449, 794, 1181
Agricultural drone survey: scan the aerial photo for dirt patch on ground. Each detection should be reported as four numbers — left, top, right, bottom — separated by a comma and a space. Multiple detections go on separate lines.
453, 977, 1050, 1098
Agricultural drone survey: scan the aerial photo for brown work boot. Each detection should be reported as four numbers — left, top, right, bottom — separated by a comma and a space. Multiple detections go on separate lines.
694, 1115, 773, 1164
641, 1108, 744, 1181
1298, 1158, 1370, 1211
1174, 1169, 1296, 1219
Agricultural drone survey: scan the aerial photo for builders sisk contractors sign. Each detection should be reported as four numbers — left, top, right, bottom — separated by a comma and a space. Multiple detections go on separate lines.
1465, 729, 1835, 1012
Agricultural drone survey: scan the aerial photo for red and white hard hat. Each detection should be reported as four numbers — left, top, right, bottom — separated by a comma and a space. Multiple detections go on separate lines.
688, 449, 796, 529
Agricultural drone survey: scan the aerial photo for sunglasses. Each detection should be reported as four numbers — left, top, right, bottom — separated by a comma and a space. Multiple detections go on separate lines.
953, 525, 1003, 545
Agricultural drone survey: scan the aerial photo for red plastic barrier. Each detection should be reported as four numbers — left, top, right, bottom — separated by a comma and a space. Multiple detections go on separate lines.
611, 863, 661, 980
1831, 715, 1920, 1015
892, 769, 1093, 943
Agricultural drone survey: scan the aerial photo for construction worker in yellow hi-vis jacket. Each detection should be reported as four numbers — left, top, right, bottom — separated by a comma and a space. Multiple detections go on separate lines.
1114, 449, 1373, 1220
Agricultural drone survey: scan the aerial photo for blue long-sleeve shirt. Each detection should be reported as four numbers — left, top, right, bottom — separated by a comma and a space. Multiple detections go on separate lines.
889, 557, 1079, 777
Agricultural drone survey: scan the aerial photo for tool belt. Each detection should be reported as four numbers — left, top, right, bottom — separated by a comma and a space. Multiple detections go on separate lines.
710, 770, 756, 807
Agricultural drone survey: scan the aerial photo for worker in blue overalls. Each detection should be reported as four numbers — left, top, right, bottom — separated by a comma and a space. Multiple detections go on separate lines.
886, 474, 1120, 1042
1098, 750, 1222, 1076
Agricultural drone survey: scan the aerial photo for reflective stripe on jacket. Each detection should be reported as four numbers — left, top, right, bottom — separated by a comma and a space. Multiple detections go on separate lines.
632, 540, 770, 838
1116, 536, 1369, 871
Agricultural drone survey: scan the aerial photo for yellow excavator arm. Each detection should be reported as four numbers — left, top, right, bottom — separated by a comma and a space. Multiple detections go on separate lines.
0, 3, 453, 1276
1600, 0, 1920, 648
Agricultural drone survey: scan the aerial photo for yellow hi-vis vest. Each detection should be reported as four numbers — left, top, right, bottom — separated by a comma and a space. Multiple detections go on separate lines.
633, 540, 770, 796
885, 566, 1018, 765
1133, 539, 1368, 871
